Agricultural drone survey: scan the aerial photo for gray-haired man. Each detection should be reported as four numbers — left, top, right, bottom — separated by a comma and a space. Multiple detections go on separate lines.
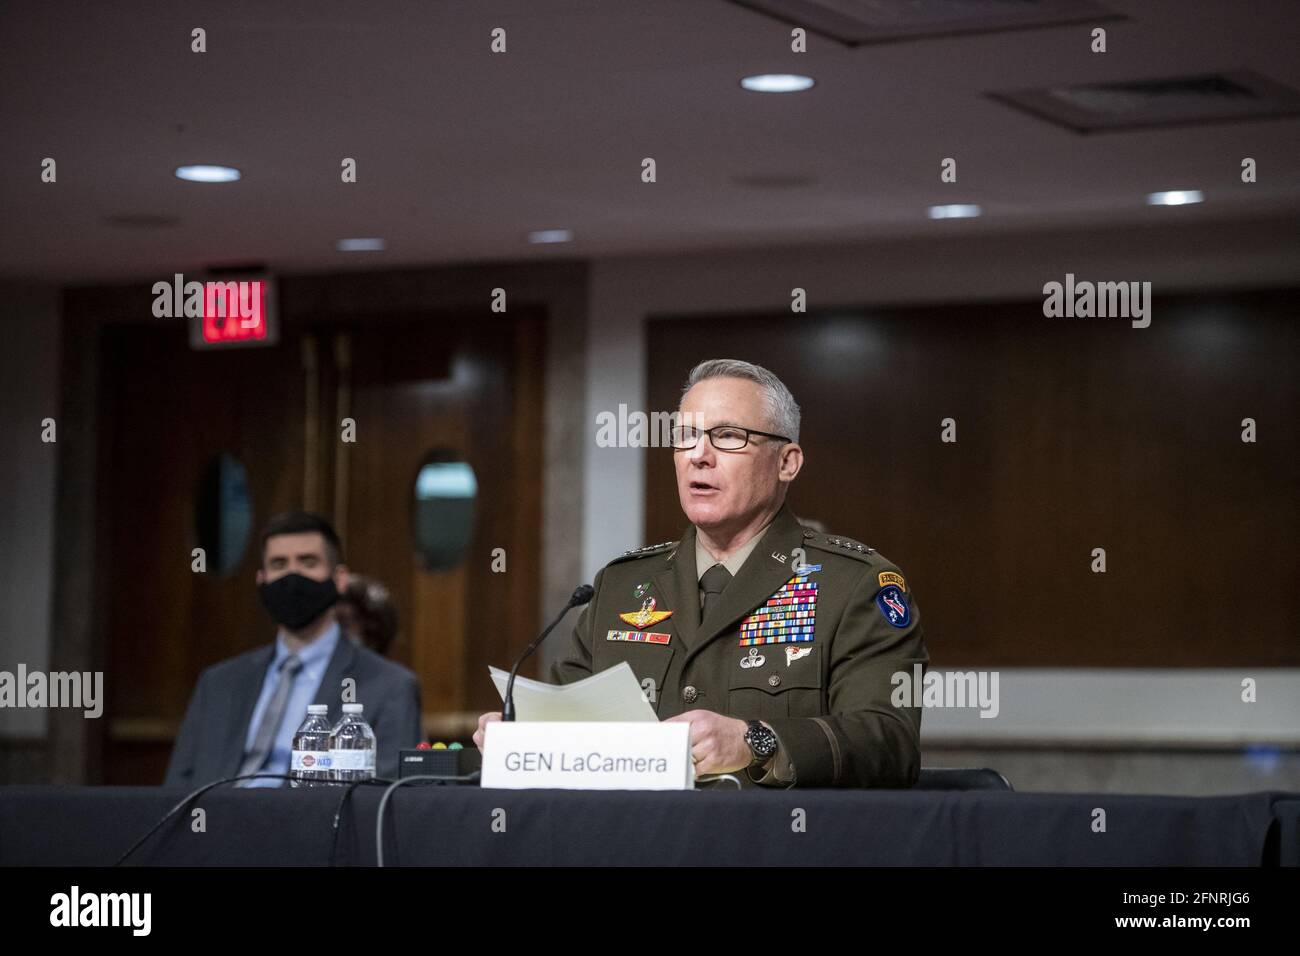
477, 359, 928, 788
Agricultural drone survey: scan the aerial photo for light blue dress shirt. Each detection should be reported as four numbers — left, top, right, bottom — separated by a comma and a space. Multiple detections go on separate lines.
241, 622, 340, 787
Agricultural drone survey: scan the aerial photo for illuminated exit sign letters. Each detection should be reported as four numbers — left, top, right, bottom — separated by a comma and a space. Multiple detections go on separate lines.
151, 273, 280, 349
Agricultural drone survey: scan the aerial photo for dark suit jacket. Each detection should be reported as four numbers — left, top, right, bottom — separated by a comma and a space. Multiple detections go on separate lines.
164, 635, 422, 788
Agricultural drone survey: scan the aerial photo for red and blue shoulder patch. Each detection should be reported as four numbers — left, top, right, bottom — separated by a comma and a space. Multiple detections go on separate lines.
875, 584, 911, 629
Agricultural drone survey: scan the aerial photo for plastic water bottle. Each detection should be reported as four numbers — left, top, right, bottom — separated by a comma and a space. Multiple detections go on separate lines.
329, 703, 376, 782
290, 704, 333, 788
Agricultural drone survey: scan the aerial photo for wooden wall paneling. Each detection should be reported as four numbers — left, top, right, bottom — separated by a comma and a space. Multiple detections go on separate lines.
645, 291, 1298, 668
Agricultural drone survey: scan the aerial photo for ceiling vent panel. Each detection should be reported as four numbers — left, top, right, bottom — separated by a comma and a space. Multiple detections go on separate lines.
989, 71, 1300, 132
728, 0, 1122, 45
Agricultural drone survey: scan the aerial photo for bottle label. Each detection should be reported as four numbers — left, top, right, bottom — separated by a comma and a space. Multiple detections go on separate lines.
292, 750, 332, 771
329, 749, 376, 771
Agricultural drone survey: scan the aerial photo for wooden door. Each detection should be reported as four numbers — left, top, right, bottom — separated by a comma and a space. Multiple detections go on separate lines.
98, 310, 543, 782
97, 320, 308, 783
328, 313, 545, 727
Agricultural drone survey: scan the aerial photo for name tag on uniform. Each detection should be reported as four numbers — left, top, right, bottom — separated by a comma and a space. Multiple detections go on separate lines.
606, 629, 671, 645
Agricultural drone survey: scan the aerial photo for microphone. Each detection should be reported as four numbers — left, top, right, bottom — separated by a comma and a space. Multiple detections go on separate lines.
502, 584, 594, 722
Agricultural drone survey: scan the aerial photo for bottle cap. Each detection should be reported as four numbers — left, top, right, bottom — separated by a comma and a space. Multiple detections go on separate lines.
342, 703, 364, 714
307, 704, 328, 715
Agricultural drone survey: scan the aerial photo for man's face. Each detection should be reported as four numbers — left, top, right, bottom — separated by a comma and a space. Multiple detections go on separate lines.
257, 532, 347, 591
674, 377, 801, 533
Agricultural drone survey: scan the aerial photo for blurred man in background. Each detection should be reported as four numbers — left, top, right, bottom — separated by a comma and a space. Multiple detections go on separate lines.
165, 512, 422, 787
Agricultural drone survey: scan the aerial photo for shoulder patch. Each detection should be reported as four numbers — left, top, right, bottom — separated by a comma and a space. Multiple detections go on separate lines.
607, 540, 678, 565
875, 585, 911, 628
878, 570, 907, 592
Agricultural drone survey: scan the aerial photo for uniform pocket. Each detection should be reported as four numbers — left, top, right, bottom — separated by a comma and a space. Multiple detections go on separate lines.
726, 644, 822, 720
593, 640, 675, 709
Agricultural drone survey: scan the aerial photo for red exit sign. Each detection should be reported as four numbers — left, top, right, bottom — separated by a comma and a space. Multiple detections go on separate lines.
183, 275, 279, 349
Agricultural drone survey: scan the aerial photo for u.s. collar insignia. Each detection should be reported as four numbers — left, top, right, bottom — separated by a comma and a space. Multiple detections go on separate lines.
618, 596, 674, 629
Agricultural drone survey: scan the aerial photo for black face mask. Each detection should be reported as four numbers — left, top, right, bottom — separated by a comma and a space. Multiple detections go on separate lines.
258, 573, 340, 631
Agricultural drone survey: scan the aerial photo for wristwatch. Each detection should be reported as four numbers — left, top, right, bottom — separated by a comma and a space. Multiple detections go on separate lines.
743, 720, 778, 768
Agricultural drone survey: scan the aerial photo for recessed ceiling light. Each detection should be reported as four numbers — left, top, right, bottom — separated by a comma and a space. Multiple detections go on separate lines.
528, 229, 573, 244
174, 165, 241, 183
928, 203, 982, 219
740, 74, 815, 93
1146, 189, 1203, 206
335, 237, 385, 252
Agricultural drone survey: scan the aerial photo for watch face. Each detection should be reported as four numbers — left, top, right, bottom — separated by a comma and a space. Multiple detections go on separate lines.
746, 721, 777, 759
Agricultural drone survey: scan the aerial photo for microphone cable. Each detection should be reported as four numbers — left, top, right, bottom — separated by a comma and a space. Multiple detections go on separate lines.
375, 772, 481, 867
115, 772, 295, 865
115, 772, 395, 866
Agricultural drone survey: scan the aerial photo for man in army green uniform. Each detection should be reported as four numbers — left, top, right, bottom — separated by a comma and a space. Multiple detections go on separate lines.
476, 359, 928, 788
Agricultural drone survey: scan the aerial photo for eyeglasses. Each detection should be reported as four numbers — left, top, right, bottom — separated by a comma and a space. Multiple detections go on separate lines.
669, 424, 792, 451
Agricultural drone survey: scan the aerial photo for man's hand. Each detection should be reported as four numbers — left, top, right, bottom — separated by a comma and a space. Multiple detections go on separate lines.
665, 709, 754, 775
472, 711, 502, 749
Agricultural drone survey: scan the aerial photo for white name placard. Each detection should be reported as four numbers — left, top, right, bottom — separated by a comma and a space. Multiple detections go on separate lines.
481, 721, 694, 790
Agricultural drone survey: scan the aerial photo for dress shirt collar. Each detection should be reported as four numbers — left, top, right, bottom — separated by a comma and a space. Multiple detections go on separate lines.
273, 619, 341, 670
695, 514, 777, 582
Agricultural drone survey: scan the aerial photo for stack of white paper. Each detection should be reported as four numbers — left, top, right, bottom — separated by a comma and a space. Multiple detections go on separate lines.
489, 662, 658, 723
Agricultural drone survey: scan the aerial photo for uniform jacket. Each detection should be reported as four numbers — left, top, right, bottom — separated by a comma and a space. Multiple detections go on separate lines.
550, 505, 928, 788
